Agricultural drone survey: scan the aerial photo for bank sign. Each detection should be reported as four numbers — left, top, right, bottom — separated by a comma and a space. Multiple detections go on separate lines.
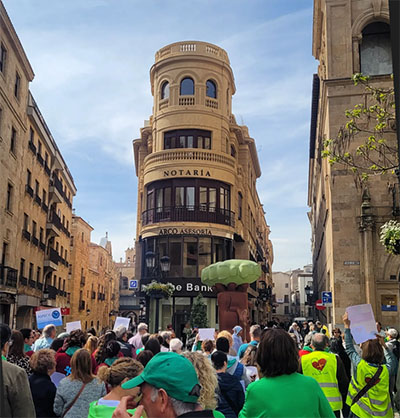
141, 278, 216, 297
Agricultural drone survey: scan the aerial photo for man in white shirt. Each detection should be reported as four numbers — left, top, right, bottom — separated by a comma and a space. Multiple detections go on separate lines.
128, 322, 148, 352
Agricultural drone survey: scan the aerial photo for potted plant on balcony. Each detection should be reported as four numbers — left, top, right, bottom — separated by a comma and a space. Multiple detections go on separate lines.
143, 281, 174, 299
380, 220, 400, 255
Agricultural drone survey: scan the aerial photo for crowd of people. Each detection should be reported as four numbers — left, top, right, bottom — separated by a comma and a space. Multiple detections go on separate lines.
1, 316, 400, 417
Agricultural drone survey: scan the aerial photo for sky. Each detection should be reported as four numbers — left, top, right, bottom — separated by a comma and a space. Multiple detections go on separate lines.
4, 0, 316, 272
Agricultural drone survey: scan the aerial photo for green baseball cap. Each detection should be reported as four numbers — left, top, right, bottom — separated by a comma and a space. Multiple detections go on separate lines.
122, 352, 200, 403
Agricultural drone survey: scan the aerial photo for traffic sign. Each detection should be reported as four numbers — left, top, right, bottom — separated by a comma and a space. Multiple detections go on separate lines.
129, 280, 138, 290
316, 299, 326, 311
322, 291, 332, 307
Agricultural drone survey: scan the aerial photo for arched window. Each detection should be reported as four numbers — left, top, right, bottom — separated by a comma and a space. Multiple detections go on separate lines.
231, 145, 236, 158
161, 81, 169, 99
180, 77, 194, 95
360, 22, 392, 75
206, 80, 217, 98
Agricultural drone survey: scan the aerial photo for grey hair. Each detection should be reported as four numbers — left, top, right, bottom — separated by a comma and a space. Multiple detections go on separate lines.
43, 324, 56, 338
160, 331, 172, 341
170, 338, 183, 352
138, 323, 148, 332
115, 325, 127, 339
388, 328, 398, 339
149, 386, 198, 415
311, 333, 329, 351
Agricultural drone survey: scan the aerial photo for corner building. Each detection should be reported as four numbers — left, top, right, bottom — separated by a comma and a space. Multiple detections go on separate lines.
134, 41, 273, 334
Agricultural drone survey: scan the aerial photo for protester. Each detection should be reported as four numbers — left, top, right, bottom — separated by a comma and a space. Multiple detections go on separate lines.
237, 324, 261, 359
7, 329, 33, 375
182, 351, 218, 410
144, 336, 161, 356
54, 348, 106, 417
94, 331, 118, 371
344, 312, 395, 417
330, 328, 351, 380
56, 329, 88, 375
170, 338, 183, 353
115, 325, 133, 357
29, 348, 57, 417
212, 350, 245, 418
128, 322, 148, 352
88, 357, 144, 417
50, 337, 66, 352
182, 321, 192, 347
88, 327, 97, 337
85, 335, 99, 355
288, 322, 302, 347
136, 349, 154, 367
376, 321, 386, 337
20, 327, 35, 356
216, 336, 251, 387
120, 351, 223, 417
300, 333, 349, 417
160, 330, 172, 352
166, 323, 176, 338
95, 340, 122, 374
0, 323, 36, 417
201, 339, 215, 357
298, 333, 314, 357
300, 321, 309, 340
217, 330, 237, 356
386, 328, 400, 403
240, 344, 258, 381
238, 328, 335, 418
232, 326, 243, 354
32, 324, 57, 351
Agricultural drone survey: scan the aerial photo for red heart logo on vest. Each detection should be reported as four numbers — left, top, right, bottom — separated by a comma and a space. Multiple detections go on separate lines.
365, 377, 380, 386
312, 358, 327, 371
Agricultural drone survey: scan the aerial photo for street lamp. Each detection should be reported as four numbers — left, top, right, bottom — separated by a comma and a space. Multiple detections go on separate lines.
144, 251, 170, 332
304, 285, 314, 319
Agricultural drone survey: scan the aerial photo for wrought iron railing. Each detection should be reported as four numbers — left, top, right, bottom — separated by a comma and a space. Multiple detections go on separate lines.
0, 265, 17, 288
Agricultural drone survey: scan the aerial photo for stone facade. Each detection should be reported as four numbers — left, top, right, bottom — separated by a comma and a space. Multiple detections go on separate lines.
134, 41, 273, 334
272, 271, 291, 322
0, 1, 76, 328
309, 0, 398, 326
69, 217, 119, 332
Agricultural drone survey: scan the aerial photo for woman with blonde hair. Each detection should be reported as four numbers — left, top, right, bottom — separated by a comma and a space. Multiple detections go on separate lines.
54, 348, 106, 417
182, 351, 218, 410
88, 357, 143, 417
84, 336, 99, 356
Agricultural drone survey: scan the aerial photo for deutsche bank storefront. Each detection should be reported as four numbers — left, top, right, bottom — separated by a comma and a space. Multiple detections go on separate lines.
139, 232, 234, 335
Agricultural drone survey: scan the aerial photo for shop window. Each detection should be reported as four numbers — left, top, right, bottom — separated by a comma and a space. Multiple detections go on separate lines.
169, 239, 182, 277
180, 77, 194, 95
206, 80, 217, 98
161, 81, 169, 99
164, 129, 211, 150
360, 22, 392, 75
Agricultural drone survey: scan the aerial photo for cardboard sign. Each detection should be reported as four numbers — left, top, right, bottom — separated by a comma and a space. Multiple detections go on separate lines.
66, 321, 81, 334
113, 317, 131, 331
35, 308, 62, 329
198, 328, 215, 341
346, 304, 377, 344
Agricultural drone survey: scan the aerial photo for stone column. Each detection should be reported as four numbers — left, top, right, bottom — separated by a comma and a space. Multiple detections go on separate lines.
359, 189, 376, 313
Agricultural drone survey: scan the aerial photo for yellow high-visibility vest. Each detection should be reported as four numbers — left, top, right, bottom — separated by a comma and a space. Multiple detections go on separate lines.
346, 359, 393, 418
302, 351, 342, 411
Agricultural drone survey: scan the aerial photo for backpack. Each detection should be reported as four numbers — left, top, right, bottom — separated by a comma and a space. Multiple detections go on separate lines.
233, 362, 244, 379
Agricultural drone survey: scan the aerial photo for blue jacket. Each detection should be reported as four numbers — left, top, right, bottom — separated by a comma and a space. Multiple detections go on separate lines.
217, 372, 245, 418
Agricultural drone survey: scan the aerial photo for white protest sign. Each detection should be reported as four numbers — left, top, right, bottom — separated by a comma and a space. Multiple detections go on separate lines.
66, 321, 81, 334
198, 328, 215, 341
51, 372, 66, 387
113, 317, 131, 331
347, 303, 377, 344
36, 308, 62, 329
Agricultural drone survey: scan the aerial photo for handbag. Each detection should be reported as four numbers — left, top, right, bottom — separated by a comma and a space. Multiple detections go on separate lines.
61, 383, 86, 418
351, 365, 383, 406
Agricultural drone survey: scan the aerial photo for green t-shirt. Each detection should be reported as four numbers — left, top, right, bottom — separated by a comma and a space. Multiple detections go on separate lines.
238, 373, 335, 418
88, 401, 137, 418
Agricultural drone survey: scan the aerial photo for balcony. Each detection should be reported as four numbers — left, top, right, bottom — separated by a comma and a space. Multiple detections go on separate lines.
28, 140, 36, 154
37, 282, 43, 290
44, 163, 51, 177
47, 211, 62, 237
34, 194, 41, 206
49, 177, 63, 203
44, 247, 59, 271
31, 236, 39, 247
80, 276, 85, 286
79, 300, 85, 311
19, 276, 28, 286
28, 279, 36, 288
39, 241, 46, 252
46, 285, 57, 299
41, 202, 48, 213
37, 153, 44, 166
142, 206, 235, 227
0, 265, 18, 288
22, 229, 31, 241
25, 184, 33, 197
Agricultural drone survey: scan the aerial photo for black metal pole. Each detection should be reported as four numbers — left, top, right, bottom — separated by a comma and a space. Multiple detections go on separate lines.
389, 0, 400, 182
155, 297, 160, 333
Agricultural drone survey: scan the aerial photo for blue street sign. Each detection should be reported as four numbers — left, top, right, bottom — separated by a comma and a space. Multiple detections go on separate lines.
322, 291, 332, 305
129, 280, 138, 290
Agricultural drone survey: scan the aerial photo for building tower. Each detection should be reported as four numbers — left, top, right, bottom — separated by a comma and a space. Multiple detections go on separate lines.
134, 41, 273, 334
309, 0, 397, 325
